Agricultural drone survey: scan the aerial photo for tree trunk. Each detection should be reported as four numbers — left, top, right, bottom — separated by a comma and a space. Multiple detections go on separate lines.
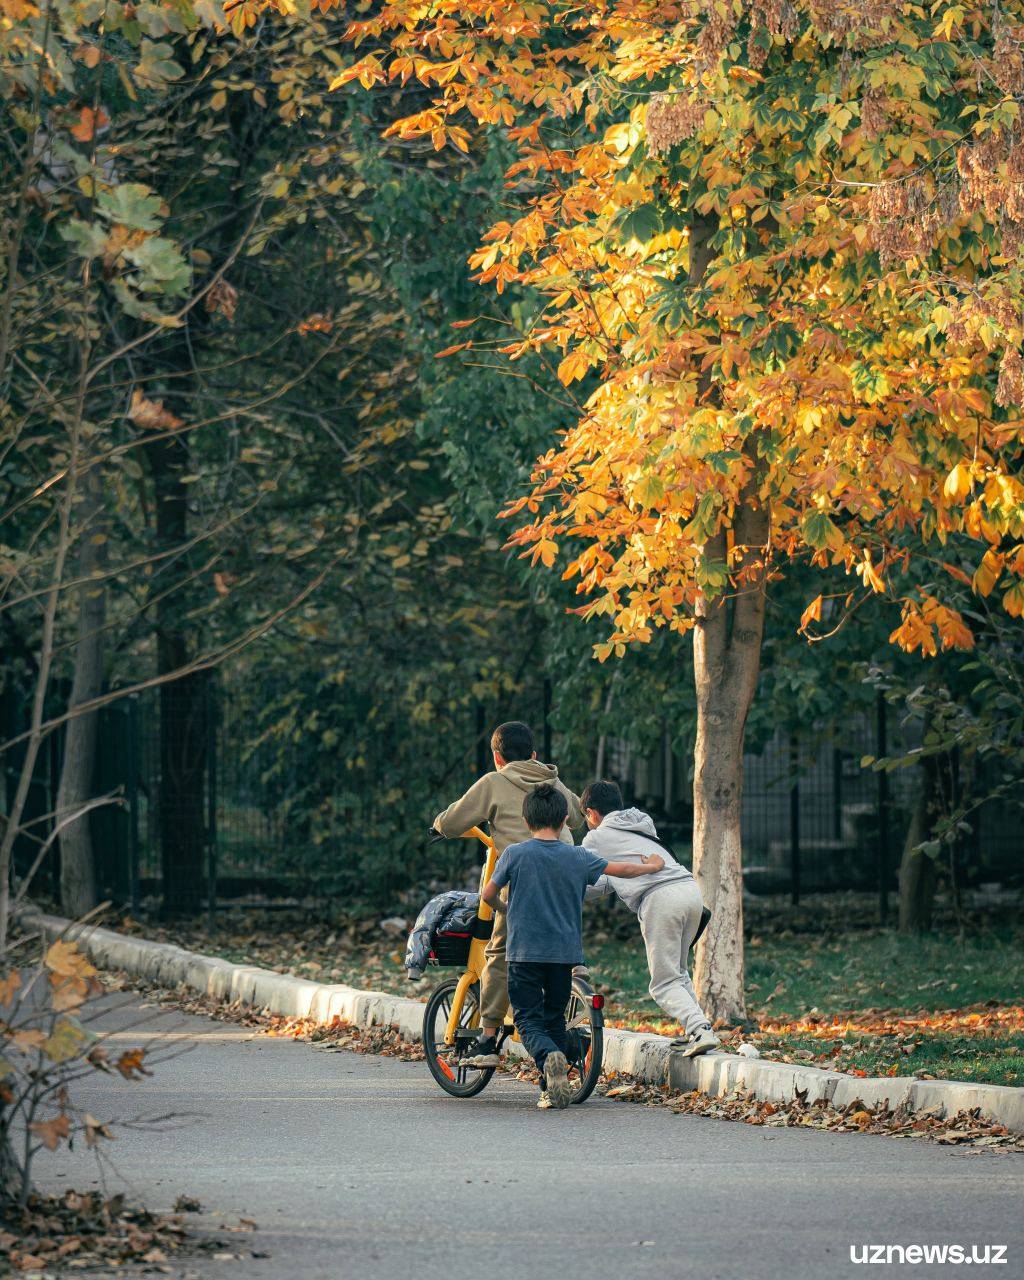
898, 722, 949, 933
56, 470, 106, 917
145, 364, 207, 918
691, 507, 768, 1026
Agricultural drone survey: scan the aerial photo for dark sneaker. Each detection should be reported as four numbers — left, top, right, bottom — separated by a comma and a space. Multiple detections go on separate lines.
544, 1051, 571, 1108
466, 1035, 500, 1067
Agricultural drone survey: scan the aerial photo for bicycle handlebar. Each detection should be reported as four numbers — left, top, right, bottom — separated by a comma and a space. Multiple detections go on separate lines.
427, 824, 494, 849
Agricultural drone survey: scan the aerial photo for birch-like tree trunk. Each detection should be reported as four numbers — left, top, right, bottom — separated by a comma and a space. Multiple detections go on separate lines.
691, 505, 768, 1025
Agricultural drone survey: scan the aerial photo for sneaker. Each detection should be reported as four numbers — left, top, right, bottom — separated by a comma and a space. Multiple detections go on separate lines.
543, 1051, 571, 1108
681, 1025, 720, 1058
466, 1035, 500, 1067
536, 1091, 554, 1110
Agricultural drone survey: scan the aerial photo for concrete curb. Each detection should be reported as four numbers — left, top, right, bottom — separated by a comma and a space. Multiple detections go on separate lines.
26, 910, 1024, 1134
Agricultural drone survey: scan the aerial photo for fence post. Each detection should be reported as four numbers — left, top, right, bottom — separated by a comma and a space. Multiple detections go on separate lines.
542, 676, 552, 762
127, 696, 140, 917
832, 746, 842, 840
876, 691, 890, 923
475, 703, 488, 778
206, 678, 218, 932
789, 732, 801, 905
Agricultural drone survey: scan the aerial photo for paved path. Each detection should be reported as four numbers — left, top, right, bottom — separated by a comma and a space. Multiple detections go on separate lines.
38, 997, 1024, 1280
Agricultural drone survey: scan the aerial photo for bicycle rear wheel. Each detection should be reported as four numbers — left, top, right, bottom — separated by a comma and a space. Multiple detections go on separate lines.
422, 977, 494, 1098
565, 977, 603, 1104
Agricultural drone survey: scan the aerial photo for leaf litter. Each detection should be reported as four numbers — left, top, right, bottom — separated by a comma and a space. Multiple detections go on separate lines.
109, 972, 1024, 1156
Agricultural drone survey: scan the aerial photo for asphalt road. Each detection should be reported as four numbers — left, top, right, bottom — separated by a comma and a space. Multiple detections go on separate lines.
37, 997, 1024, 1280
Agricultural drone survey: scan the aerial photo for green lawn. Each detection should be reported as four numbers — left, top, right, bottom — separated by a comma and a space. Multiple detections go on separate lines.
118, 905, 1024, 1088
595, 924, 1024, 1086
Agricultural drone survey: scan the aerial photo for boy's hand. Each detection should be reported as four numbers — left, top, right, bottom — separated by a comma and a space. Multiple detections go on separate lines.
640, 852, 665, 872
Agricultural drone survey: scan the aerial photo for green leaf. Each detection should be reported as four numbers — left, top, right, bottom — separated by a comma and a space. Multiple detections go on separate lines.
98, 184, 164, 231
617, 202, 663, 246
59, 219, 107, 259
125, 235, 191, 294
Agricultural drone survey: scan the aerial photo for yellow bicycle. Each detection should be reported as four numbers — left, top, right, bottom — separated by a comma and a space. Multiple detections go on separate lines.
422, 826, 604, 1102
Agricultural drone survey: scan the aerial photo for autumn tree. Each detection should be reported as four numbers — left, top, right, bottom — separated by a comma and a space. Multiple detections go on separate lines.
333, 0, 1024, 1020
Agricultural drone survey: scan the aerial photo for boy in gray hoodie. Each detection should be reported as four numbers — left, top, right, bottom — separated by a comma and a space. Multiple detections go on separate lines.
581, 779, 719, 1057
432, 721, 582, 1064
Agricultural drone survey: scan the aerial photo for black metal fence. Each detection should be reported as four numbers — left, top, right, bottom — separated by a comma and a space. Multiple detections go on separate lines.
3, 675, 1021, 914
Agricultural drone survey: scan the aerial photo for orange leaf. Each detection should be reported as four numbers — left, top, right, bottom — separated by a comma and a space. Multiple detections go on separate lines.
29, 1113, 71, 1151
799, 594, 822, 631
70, 106, 108, 143
45, 939, 96, 980
0, 972, 20, 1006
128, 388, 183, 433
9, 1028, 46, 1051
115, 1048, 152, 1080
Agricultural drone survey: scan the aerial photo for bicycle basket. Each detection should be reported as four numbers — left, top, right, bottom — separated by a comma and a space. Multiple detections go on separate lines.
429, 929, 472, 967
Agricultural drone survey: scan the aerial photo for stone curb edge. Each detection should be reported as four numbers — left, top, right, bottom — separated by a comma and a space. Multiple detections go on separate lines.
25, 910, 1024, 1134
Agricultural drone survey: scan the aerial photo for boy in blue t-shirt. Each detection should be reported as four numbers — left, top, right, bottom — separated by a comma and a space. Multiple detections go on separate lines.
482, 782, 664, 1109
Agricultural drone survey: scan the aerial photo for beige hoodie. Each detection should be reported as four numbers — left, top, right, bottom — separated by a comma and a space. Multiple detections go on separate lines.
433, 759, 582, 853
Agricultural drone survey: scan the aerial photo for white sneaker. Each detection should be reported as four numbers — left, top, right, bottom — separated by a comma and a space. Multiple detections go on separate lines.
536, 1091, 554, 1109
681, 1025, 720, 1058
543, 1051, 572, 1108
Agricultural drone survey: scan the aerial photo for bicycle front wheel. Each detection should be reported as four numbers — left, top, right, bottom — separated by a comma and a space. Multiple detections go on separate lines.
565, 977, 603, 1104
422, 977, 494, 1098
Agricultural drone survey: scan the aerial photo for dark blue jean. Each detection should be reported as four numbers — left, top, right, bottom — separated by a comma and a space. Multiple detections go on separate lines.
507, 961, 572, 1077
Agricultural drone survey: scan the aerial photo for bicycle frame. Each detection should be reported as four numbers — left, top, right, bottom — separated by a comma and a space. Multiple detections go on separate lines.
442, 826, 516, 1046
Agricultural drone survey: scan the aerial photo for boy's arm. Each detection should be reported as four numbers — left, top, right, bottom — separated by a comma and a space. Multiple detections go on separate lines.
432, 774, 492, 838
481, 880, 506, 912
603, 852, 665, 878
482, 849, 512, 912
563, 786, 584, 830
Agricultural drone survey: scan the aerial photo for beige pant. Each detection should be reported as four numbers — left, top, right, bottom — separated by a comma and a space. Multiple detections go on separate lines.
480, 886, 510, 1025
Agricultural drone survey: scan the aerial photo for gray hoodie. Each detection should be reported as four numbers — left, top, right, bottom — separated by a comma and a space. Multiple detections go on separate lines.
582, 807, 693, 914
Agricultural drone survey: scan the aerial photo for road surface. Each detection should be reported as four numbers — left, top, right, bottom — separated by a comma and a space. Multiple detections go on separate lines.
38, 997, 1024, 1280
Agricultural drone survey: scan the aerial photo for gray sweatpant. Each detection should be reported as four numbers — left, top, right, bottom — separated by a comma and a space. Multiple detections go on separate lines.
638, 879, 709, 1037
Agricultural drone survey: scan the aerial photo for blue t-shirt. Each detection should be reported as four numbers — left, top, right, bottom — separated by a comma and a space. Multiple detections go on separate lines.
491, 837, 608, 965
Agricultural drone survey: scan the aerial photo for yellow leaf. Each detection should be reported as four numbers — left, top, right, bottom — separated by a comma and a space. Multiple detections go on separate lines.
972, 549, 1003, 597
943, 464, 971, 502
1003, 581, 1024, 618
530, 538, 558, 568
43, 1017, 92, 1065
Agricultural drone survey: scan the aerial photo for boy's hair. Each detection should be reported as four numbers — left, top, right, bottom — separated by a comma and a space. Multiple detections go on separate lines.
522, 782, 568, 831
580, 779, 623, 816
491, 720, 534, 762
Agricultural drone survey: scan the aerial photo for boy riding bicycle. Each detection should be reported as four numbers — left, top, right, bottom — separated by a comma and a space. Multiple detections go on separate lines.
431, 721, 582, 1066
482, 783, 664, 1108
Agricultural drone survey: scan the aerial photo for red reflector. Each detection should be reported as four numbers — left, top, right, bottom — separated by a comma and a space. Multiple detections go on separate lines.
591, 994, 605, 1009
